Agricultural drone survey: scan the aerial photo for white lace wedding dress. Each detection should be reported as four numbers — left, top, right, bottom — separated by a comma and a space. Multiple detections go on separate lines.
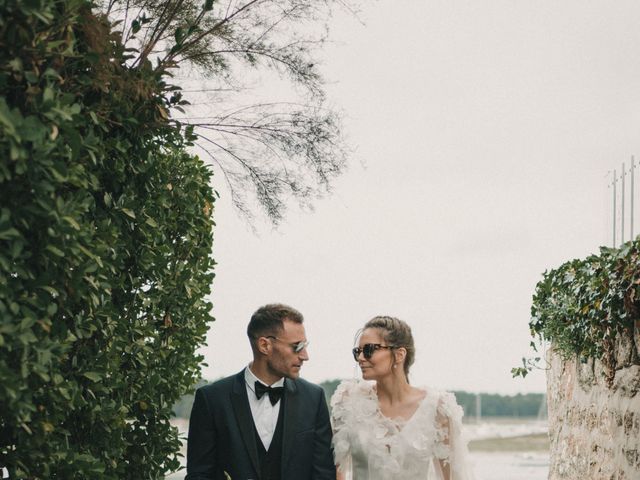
331, 380, 475, 480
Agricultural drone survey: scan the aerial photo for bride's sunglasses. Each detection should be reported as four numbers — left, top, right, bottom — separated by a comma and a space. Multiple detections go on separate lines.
352, 343, 396, 361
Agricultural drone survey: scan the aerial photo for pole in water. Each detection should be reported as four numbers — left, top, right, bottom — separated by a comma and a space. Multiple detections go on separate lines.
632, 156, 635, 240
622, 162, 626, 243
613, 169, 617, 247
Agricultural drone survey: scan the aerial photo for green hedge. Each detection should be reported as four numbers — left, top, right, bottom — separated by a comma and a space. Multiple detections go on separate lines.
0, 1, 215, 478
517, 239, 640, 381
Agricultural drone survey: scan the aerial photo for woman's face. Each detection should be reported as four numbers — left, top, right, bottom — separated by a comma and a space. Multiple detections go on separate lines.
355, 328, 396, 381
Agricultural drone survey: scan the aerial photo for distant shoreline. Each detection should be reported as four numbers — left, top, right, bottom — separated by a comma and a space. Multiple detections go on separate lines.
469, 433, 550, 452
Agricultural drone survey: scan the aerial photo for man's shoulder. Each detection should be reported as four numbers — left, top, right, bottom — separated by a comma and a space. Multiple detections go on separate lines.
198, 370, 243, 394
289, 376, 324, 395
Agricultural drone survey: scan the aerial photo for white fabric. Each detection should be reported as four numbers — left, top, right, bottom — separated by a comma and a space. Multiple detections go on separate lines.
244, 365, 284, 450
331, 380, 475, 480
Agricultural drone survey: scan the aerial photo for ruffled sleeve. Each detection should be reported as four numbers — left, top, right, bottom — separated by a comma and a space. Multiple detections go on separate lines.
330, 380, 354, 470
433, 391, 475, 480
330, 380, 380, 474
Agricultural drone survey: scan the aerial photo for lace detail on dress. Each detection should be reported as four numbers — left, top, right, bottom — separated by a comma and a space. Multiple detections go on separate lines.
330, 380, 475, 480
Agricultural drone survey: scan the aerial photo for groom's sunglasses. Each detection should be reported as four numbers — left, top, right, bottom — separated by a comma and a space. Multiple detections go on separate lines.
266, 336, 309, 353
352, 343, 396, 362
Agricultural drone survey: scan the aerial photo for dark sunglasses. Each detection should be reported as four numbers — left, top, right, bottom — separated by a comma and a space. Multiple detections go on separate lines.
266, 335, 309, 353
352, 343, 396, 361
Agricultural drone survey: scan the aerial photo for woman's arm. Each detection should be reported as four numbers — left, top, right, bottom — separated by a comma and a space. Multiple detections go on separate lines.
330, 381, 353, 480
435, 457, 451, 480
434, 400, 452, 480
433, 390, 476, 480
435, 417, 451, 480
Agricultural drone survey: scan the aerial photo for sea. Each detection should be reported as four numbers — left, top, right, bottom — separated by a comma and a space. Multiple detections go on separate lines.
470, 451, 549, 480
465, 418, 550, 480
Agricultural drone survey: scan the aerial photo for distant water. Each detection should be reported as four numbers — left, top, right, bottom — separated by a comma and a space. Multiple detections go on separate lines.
464, 418, 549, 440
466, 418, 550, 480
471, 451, 549, 480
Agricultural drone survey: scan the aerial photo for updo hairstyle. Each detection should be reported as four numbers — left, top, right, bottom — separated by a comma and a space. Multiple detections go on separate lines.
363, 315, 416, 380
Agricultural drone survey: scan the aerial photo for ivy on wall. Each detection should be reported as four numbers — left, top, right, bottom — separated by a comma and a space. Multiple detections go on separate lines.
514, 239, 640, 383
0, 1, 215, 478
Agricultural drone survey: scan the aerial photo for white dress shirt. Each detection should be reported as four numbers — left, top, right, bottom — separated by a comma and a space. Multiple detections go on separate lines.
244, 365, 284, 451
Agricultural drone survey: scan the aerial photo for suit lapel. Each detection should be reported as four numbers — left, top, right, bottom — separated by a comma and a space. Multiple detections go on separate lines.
281, 378, 299, 469
230, 371, 261, 478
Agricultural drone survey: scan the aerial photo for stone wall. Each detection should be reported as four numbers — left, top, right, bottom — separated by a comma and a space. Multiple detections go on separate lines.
547, 320, 640, 480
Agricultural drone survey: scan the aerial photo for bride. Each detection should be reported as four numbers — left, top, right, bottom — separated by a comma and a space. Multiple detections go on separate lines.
331, 316, 475, 480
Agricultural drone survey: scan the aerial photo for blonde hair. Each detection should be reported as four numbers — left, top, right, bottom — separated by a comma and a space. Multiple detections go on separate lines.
363, 316, 415, 380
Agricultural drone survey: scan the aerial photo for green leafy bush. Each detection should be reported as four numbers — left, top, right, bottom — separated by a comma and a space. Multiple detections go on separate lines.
514, 239, 640, 381
0, 1, 214, 478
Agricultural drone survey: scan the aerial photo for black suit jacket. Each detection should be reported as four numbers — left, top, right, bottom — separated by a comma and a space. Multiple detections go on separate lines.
185, 370, 335, 480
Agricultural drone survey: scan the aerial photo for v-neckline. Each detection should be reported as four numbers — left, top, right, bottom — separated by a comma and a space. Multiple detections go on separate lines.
373, 386, 430, 431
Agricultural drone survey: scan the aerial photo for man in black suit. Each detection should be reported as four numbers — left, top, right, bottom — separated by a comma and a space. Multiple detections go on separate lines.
185, 303, 335, 480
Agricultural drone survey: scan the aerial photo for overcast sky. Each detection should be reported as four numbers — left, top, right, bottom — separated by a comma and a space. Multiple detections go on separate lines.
193, 1, 640, 395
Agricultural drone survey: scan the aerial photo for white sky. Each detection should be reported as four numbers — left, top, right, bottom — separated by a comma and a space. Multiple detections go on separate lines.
195, 1, 640, 394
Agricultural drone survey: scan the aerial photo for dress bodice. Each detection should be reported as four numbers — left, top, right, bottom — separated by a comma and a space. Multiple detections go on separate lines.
330, 380, 475, 480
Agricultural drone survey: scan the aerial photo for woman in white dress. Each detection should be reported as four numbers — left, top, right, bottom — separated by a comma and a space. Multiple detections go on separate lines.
331, 316, 475, 480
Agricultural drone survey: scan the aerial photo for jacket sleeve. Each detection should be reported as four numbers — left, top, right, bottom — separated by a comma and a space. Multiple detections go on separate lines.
311, 388, 336, 480
185, 387, 217, 479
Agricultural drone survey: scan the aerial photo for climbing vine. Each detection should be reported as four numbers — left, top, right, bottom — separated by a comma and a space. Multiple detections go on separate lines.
513, 239, 640, 383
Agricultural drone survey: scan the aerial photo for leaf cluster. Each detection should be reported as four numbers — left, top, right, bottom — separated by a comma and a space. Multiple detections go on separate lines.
0, 1, 215, 477
513, 239, 640, 382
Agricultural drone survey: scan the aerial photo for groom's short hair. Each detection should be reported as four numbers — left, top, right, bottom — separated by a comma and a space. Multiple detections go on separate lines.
247, 303, 304, 344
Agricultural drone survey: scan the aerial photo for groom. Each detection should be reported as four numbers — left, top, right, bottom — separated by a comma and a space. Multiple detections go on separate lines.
185, 303, 335, 480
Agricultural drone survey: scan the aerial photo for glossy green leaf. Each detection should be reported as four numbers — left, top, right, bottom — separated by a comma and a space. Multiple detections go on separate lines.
83, 372, 102, 382
121, 208, 136, 218
45, 245, 64, 257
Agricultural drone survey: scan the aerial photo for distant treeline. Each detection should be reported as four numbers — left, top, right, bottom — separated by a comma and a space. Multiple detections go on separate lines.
172, 379, 209, 419
452, 391, 545, 418
318, 380, 545, 418
171, 378, 545, 419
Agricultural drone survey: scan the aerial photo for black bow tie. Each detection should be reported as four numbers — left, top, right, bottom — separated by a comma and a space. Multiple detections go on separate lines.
254, 381, 284, 405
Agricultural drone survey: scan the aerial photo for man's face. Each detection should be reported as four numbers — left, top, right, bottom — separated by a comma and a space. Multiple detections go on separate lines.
266, 319, 309, 380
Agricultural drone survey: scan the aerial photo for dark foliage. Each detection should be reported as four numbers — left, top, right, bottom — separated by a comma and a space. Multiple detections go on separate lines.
0, 1, 215, 477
